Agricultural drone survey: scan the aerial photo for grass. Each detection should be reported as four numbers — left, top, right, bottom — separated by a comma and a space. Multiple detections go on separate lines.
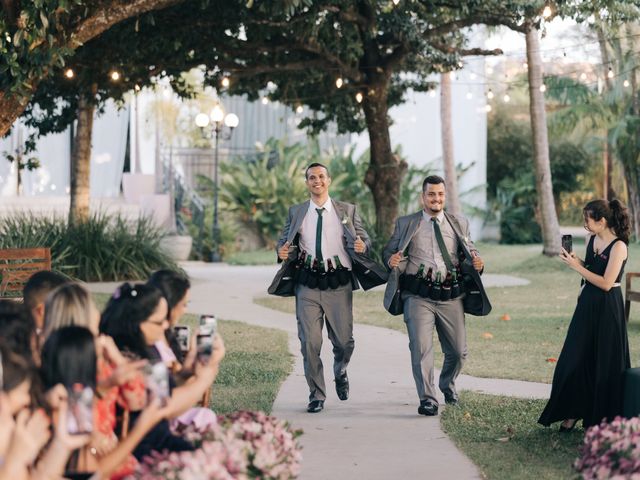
94, 293, 292, 414
255, 242, 640, 383
441, 391, 584, 480
226, 248, 275, 265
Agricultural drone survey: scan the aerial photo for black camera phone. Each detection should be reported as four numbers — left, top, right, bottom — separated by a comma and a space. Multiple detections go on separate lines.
561, 234, 573, 253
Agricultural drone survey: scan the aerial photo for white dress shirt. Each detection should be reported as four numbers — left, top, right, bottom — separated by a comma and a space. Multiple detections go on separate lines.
298, 197, 352, 270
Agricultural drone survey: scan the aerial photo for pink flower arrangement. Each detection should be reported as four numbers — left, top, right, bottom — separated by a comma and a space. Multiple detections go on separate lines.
133, 411, 303, 479
574, 416, 640, 479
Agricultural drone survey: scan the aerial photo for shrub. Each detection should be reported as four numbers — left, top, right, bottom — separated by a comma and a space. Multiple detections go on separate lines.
574, 416, 640, 479
0, 213, 177, 281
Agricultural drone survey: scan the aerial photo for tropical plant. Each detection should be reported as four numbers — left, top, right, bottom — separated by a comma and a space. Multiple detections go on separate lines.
0, 213, 177, 281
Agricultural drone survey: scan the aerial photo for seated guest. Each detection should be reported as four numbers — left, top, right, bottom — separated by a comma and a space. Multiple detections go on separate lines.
23, 270, 68, 337
100, 283, 225, 460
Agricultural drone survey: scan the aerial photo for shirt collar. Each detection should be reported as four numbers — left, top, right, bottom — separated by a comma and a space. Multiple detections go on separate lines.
310, 197, 332, 213
422, 210, 445, 223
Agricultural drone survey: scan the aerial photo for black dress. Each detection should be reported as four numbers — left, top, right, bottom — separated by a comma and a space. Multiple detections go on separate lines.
539, 236, 630, 428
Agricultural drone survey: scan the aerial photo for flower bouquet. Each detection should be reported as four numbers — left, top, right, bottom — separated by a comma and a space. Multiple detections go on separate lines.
133, 411, 303, 479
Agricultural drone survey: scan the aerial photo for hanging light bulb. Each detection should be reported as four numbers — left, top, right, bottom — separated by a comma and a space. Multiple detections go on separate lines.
261, 97, 269, 105
542, 5, 552, 18
580, 72, 588, 81
503, 93, 511, 103
487, 89, 494, 100
540, 84, 547, 93
523, 62, 528, 70
221, 76, 230, 87
485, 104, 492, 112
110, 70, 121, 81
624, 79, 630, 88
64, 68, 74, 79
134, 84, 141, 92
355, 92, 364, 103
429, 89, 436, 98
335, 77, 344, 88
296, 104, 304, 114
607, 67, 614, 79
392, 0, 400, 4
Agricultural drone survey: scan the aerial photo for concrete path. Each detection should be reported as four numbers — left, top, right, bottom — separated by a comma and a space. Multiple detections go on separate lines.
88, 264, 549, 480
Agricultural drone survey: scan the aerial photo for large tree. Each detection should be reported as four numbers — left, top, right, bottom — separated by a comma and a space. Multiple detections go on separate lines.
0, 0, 186, 138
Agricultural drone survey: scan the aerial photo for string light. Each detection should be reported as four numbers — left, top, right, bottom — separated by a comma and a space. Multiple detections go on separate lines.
580, 72, 588, 81
134, 84, 141, 92
523, 62, 528, 70
485, 104, 492, 112
221, 77, 230, 88
392, 0, 400, 4
261, 97, 269, 105
607, 67, 614, 79
539, 84, 547, 92
335, 77, 344, 88
355, 92, 363, 103
429, 90, 436, 98
624, 79, 630, 88
503, 93, 511, 103
64, 68, 74, 79
295, 104, 304, 113
487, 89, 494, 100
110, 71, 121, 81
542, 5, 552, 18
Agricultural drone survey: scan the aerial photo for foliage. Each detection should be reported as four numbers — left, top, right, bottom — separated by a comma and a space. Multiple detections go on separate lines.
575, 416, 640, 479
0, 213, 177, 281
135, 411, 302, 479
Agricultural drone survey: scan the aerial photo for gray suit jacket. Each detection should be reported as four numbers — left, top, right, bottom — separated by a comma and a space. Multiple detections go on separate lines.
382, 210, 478, 311
268, 199, 388, 295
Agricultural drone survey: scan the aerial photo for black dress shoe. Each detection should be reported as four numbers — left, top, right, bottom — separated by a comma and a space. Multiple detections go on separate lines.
444, 393, 459, 406
307, 400, 324, 413
418, 400, 438, 416
335, 373, 349, 401
559, 419, 578, 432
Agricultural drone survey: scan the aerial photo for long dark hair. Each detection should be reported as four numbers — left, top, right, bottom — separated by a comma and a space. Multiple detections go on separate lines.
40, 326, 97, 390
99, 283, 163, 359
148, 270, 191, 362
0, 340, 33, 393
0, 300, 36, 363
584, 199, 631, 244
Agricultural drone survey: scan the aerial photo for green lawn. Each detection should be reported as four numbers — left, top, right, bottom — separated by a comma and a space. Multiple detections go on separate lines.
226, 248, 275, 265
94, 293, 292, 414
255, 242, 640, 383
441, 391, 584, 480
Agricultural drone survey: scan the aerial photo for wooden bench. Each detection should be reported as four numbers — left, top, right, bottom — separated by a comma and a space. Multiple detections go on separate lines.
0, 247, 52, 299
625, 272, 640, 322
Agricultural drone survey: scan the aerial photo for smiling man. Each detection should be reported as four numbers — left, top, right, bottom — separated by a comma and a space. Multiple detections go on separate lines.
269, 162, 387, 413
383, 175, 484, 416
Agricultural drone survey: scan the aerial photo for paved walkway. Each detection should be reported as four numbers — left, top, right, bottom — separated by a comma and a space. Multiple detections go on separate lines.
89, 264, 549, 480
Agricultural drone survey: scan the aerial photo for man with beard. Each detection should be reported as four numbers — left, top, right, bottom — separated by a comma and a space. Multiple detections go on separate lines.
383, 175, 484, 416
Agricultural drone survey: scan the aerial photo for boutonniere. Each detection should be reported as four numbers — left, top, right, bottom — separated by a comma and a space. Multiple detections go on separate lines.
341, 214, 349, 225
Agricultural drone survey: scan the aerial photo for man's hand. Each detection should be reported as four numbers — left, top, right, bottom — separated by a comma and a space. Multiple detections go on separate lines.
278, 241, 291, 261
354, 236, 366, 254
471, 251, 484, 272
388, 251, 405, 269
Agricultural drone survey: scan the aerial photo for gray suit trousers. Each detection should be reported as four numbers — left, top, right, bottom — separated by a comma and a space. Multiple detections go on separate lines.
295, 283, 354, 401
403, 294, 467, 403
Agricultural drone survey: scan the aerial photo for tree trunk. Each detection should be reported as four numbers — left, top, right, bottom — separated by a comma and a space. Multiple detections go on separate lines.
362, 85, 407, 238
623, 168, 640, 241
69, 88, 96, 225
0, 0, 185, 137
595, 21, 614, 200
440, 72, 461, 215
525, 27, 561, 256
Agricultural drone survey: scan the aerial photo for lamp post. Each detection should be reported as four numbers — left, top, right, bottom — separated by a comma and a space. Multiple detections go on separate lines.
195, 104, 239, 262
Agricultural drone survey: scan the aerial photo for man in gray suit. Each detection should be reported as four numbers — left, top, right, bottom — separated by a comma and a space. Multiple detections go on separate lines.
384, 175, 484, 416
274, 163, 372, 413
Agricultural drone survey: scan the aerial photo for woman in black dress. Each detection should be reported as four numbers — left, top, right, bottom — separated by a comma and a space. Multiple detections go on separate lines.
539, 199, 631, 431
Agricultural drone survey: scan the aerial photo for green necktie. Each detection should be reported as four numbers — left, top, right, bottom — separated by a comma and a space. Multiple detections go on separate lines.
431, 217, 454, 271
315, 208, 324, 263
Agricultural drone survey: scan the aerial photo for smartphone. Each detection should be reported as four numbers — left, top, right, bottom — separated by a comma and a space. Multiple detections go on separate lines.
199, 315, 217, 337
174, 325, 191, 352
196, 334, 213, 365
561, 234, 573, 253
144, 361, 170, 407
67, 383, 94, 435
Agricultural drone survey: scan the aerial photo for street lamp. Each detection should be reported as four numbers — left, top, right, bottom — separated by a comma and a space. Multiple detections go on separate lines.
195, 104, 239, 262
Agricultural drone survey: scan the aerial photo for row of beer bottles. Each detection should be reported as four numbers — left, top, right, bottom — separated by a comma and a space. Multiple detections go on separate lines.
297, 251, 348, 273
407, 264, 461, 300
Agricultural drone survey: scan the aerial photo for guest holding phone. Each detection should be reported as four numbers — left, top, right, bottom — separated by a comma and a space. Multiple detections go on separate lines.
539, 199, 631, 431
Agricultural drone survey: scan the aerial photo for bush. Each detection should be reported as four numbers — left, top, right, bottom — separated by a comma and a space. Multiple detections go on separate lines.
0, 213, 177, 281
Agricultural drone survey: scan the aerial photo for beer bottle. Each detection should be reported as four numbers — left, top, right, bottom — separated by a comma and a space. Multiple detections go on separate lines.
299, 254, 312, 286
293, 251, 306, 282
327, 258, 340, 289
441, 272, 452, 301
307, 258, 319, 289
419, 266, 432, 298
408, 263, 424, 294
430, 271, 442, 301
318, 259, 329, 291
451, 268, 461, 298
334, 255, 351, 286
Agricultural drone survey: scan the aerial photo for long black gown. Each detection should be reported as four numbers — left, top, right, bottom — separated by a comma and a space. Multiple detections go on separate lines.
538, 236, 630, 428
